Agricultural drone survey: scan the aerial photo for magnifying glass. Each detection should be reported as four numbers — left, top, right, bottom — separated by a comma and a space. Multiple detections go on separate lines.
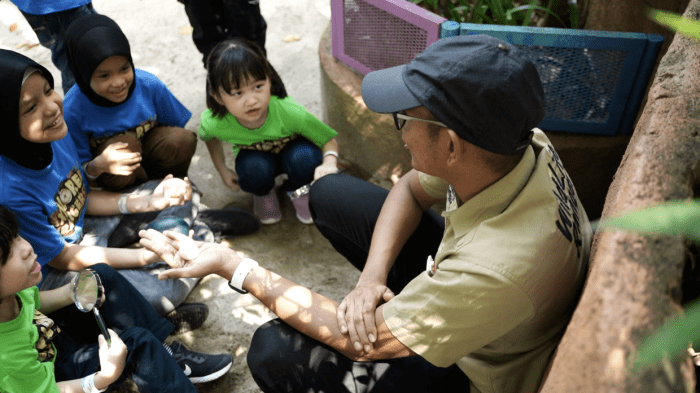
71, 268, 111, 347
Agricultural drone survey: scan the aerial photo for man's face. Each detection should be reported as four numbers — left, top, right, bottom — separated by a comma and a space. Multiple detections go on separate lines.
401, 106, 445, 175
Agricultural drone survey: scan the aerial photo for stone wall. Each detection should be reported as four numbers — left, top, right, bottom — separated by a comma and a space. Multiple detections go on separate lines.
540, 0, 700, 391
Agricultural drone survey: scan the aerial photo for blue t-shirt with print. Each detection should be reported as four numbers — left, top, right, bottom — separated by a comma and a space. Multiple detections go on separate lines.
64, 68, 192, 165
9, 0, 91, 15
0, 136, 88, 279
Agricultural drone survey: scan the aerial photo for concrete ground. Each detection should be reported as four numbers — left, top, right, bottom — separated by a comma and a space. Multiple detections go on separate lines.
0, 0, 359, 391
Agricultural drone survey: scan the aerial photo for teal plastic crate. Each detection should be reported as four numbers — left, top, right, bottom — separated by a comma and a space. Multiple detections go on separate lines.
442, 22, 663, 136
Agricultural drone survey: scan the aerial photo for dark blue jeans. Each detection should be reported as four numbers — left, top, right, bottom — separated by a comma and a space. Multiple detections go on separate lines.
247, 174, 470, 392
21, 3, 97, 93
49, 264, 197, 392
235, 138, 322, 196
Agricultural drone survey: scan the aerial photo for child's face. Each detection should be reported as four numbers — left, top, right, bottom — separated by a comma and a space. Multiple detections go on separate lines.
215, 75, 271, 129
90, 55, 134, 104
0, 236, 41, 299
19, 72, 68, 144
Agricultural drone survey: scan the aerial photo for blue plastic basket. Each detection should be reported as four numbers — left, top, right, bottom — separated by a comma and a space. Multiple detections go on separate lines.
443, 23, 664, 136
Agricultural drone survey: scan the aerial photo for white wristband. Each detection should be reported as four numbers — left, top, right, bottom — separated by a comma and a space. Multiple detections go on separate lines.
81, 162, 99, 181
322, 150, 338, 159
82, 373, 106, 393
228, 258, 259, 294
117, 194, 130, 214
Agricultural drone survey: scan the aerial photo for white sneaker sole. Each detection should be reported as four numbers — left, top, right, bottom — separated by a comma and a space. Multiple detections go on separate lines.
189, 361, 233, 384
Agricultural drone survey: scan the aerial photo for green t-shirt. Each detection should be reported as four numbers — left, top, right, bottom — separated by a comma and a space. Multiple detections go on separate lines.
199, 95, 338, 157
0, 287, 58, 393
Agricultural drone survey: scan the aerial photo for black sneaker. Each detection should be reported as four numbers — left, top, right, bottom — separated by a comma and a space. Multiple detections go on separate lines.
165, 340, 233, 383
164, 303, 209, 335
197, 207, 261, 238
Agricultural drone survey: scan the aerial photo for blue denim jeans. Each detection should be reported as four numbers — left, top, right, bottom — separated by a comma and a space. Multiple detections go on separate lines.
50, 264, 198, 393
20, 3, 97, 93
235, 137, 322, 196
39, 179, 203, 315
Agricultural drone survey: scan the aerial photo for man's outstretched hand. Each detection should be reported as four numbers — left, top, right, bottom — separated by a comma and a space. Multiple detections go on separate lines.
138, 229, 240, 280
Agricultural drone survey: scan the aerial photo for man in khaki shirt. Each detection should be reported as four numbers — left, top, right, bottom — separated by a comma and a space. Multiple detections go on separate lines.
140, 34, 591, 393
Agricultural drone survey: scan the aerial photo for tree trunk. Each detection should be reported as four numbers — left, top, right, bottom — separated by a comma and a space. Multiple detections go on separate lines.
580, 0, 689, 55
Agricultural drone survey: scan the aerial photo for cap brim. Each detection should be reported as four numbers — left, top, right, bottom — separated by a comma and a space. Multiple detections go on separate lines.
361, 65, 422, 113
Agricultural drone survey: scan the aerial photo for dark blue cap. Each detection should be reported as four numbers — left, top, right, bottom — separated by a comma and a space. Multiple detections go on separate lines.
361, 34, 545, 156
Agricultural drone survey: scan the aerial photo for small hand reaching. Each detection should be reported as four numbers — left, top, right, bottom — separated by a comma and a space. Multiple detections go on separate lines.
219, 168, 241, 191
97, 329, 127, 385
148, 175, 193, 211
92, 142, 142, 177
139, 229, 239, 279
314, 162, 338, 180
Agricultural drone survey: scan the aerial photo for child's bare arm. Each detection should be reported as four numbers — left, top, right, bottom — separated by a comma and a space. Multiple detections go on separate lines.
38, 284, 74, 314
315, 138, 339, 180
205, 139, 240, 190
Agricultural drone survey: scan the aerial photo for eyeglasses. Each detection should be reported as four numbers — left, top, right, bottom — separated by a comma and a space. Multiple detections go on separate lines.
392, 111, 447, 130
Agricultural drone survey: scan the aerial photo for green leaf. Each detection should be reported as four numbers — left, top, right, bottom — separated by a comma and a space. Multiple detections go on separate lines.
425, 0, 439, 9
648, 8, 700, 40
569, 2, 579, 28
633, 299, 700, 371
598, 200, 700, 242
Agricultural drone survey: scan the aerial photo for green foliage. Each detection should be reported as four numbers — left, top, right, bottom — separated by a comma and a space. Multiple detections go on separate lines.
598, 199, 700, 243
599, 199, 700, 371
410, 0, 577, 27
648, 8, 700, 41
632, 299, 700, 371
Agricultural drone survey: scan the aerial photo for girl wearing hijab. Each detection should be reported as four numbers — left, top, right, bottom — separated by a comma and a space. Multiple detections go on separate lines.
63, 13, 197, 191
0, 48, 202, 320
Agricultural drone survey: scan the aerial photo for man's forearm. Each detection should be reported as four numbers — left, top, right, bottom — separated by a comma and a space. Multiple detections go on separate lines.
360, 172, 427, 285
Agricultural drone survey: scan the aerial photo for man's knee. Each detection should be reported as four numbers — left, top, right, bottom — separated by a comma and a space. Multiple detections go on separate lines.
247, 319, 295, 376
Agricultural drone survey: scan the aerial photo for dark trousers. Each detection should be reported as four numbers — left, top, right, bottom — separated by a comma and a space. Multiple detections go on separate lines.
50, 263, 197, 393
20, 3, 98, 93
92, 126, 198, 191
181, 0, 267, 65
235, 138, 322, 196
247, 174, 470, 392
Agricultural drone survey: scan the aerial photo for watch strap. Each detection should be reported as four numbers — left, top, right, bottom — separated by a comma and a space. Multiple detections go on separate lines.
228, 258, 259, 294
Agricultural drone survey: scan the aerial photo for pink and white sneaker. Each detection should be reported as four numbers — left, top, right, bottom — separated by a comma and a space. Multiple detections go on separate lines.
288, 192, 313, 224
253, 190, 282, 225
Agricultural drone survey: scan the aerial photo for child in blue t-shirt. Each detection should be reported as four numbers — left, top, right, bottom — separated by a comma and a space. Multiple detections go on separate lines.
63, 14, 197, 191
0, 205, 232, 392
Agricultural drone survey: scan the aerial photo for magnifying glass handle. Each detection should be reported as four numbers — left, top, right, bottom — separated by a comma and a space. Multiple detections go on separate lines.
93, 308, 111, 347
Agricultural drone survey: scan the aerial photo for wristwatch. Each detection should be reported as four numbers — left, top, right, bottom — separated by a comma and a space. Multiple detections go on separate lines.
228, 258, 259, 294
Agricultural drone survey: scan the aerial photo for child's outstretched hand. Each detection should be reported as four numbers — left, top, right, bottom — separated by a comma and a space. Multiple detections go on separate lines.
97, 329, 127, 386
219, 168, 241, 191
92, 142, 142, 177
148, 175, 193, 211
314, 162, 338, 180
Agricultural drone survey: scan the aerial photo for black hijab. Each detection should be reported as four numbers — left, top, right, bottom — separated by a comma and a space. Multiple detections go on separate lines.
65, 14, 135, 107
0, 49, 55, 170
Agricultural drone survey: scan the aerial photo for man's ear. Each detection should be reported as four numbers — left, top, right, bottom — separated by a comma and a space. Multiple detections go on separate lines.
445, 129, 463, 166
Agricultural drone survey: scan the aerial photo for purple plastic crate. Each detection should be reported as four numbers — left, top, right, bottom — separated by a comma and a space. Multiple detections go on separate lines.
331, 0, 446, 75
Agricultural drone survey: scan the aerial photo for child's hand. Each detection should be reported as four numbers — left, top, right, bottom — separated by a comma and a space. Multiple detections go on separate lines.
219, 168, 240, 191
97, 329, 127, 385
93, 142, 142, 176
148, 175, 193, 211
314, 162, 338, 180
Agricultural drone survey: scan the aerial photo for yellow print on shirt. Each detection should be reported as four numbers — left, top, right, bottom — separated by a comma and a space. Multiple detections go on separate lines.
49, 167, 88, 236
